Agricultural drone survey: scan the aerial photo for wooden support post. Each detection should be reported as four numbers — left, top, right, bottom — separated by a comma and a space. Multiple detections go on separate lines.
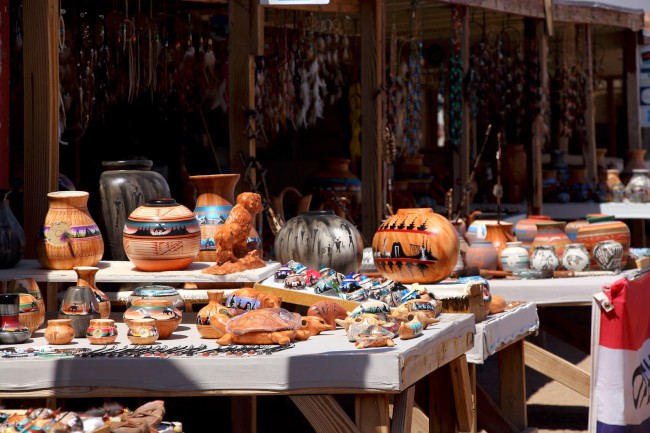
391, 386, 415, 433
498, 339, 527, 431
624, 29, 642, 151
232, 396, 257, 433
457, 6, 471, 217
22, 0, 60, 258
0, 0, 9, 189
527, 18, 548, 215
429, 363, 456, 433
290, 395, 360, 433
450, 355, 473, 433
356, 394, 390, 433
229, 0, 260, 187
583, 24, 598, 186
360, 0, 384, 244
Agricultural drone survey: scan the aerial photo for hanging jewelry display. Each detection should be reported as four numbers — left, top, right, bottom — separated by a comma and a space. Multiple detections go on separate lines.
448, 5, 463, 148
402, 0, 423, 157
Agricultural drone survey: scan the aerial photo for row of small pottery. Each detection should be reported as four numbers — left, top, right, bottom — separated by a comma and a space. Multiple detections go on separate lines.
0, 294, 31, 344
44, 318, 118, 345
0, 189, 25, 269
371, 208, 459, 284
274, 210, 364, 275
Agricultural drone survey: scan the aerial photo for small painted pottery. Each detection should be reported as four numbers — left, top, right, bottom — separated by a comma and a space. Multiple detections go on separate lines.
73, 266, 110, 319
562, 243, 591, 272
127, 318, 159, 345
575, 215, 630, 268
606, 169, 625, 202
123, 198, 201, 271
482, 222, 515, 267
500, 242, 530, 272
0, 189, 25, 269
59, 285, 100, 338
197, 290, 231, 339
37, 191, 104, 270
530, 245, 560, 272
275, 210, 363, 275
372, 208, 459, 284
86, 318, 118, 345
7, 278, 45, 329
593, 240, 624, 272
99, 159, 171, 260
531, 221, 571, 262
123, 299, 182, 339
127, 285, 185, 312
0, 294, 31, 344
43, 319, 75, 345
513, 215, 551, 249
625, 169, 650, 203
18, 294, 41, 335
465, 240, 498, 271
564, 219, 589, 242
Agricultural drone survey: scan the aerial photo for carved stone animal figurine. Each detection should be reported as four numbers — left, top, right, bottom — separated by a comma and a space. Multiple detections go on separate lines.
203, 192, 266, 275
300, 316, 331, 336
224, 288, 282, 312
307, 300, 348, 330
398, 316, 424, 340
217, 308, 311, 346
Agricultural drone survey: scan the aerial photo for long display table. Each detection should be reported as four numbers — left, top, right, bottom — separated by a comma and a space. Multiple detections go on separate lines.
0, 312, 476, 433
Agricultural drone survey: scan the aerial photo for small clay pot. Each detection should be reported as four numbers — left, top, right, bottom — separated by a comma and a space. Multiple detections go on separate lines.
44, 319, 75, 345
86, 318, 118, 345
127, 318, 159, 345
123, 299, 182, 339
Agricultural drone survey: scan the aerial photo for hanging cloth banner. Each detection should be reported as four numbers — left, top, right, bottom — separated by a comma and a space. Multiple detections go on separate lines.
591, 269, 650, 432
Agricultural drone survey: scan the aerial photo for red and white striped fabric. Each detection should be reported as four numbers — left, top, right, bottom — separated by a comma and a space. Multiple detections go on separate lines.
593, 269, 650, 432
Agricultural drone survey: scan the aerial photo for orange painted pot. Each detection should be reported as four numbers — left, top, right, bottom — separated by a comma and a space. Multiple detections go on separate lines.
372, 208, 459, 284
514, 215, 552, 249
86, 318, 118, 345
124, 299, 182, 339
531, 221, 571, 263
575, 215, 630, 268
44, 319, 75, 345
123, 198, 200, 271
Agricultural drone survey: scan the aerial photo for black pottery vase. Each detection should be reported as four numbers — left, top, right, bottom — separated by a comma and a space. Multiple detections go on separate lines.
99, 160, 171, 260
0, 190, 25, 269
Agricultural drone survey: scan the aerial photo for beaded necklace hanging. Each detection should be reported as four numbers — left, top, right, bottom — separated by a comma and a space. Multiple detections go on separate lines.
448, 5, 464, 148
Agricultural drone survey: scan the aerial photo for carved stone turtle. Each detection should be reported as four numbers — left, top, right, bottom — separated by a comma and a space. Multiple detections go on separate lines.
217, 308, 311, 346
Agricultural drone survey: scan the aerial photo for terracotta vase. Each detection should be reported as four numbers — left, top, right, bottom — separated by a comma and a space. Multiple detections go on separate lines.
575, 215, 630, 268
37, 191, 104, 270
86, 318, 118, 345
18, 293, 41, 335
482, 222, 515, 267
74, 266, 110, 319
0, 294, 31, 344
514, 215, 551, 250
562, 243, 590, 272
7, 278, 45, 329
196, 290, 231, 339
307, 158, 362, 219
43, 318, 75, 345
372, 208, 459, 284
0, 189, 25, 268
127, 285, 185, 312
501, 144, 527, 203
59, 286, 101, 338
124, 299, 182, 339
123, 198, 201, 271
606, 169, 625, 203
625, 169, 650, 203
99, 160, 171, 260
564, 219, 589, 241
531, 221, 571, 263
465, 240, 498, 271
622, 149, 647, 184
127, 318, 159, 345
190, 174, 262, 262
500, 241, 530, 272
275, 210, 364, 275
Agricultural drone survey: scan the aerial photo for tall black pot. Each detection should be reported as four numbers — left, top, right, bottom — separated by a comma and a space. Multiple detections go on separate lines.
0, 190, 25, 268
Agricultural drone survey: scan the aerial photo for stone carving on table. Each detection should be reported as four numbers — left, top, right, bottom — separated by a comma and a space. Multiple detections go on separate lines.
203, 192, 266, 275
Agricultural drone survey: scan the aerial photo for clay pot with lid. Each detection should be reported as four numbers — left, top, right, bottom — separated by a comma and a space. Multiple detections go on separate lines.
123, 198, 201, 271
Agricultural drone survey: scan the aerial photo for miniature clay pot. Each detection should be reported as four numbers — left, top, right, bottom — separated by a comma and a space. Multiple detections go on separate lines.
500, 242, 530, 272
86, 318, 118, 345
530, 245, 560, 272
562, 243, 590, 272
44, 319, 75, 345
372, 208, 459, 284
36, 191, 104, 270
124, 299, 182, 339
123, 198, 201, 271
127, 318, 159, 345
307, 300, 348, 330
197, 290, 231, 339
465, 240, 498, 271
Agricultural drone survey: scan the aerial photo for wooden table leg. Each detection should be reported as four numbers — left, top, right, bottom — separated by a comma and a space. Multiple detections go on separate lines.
290, 395, 359, 433
469, 363, 477, 433
391, 386, 415, 433
232, 396, 256, 433
450, 355, 473, 433
356, 394, 390, 433
429, 362, 456, 433
499, 339, 527, 431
